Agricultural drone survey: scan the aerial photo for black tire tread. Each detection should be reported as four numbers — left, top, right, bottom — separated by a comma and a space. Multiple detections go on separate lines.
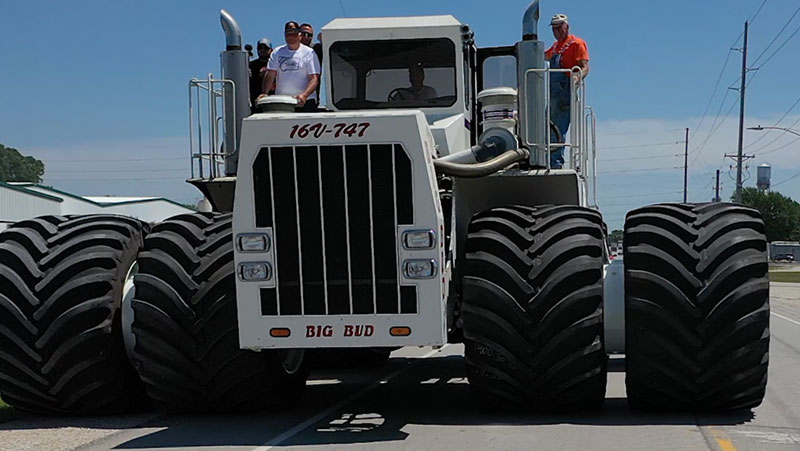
624, 202, 769, 411
131, 212, 307, 412
0, 214, 148, 415
462, 205, 606, 411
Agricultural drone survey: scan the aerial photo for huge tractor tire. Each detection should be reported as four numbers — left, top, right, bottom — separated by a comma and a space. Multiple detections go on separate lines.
130, 213, 307, 412
462, 205, 607, 411
0, 215, 149, 415
624, 203, 769, 411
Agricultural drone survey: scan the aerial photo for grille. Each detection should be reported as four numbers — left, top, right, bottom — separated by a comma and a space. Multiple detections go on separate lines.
253, 144, 418, 316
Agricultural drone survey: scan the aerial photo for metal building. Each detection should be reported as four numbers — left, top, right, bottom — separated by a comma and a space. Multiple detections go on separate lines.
0, 182, 194, 231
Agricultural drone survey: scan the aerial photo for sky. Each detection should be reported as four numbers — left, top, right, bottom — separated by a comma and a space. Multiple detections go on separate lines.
2, 0, 800, 230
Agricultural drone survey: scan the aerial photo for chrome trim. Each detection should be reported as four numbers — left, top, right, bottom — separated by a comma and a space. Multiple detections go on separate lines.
403, 259, 439, 280
392, 146, 401, 313
402, 230, 437, 250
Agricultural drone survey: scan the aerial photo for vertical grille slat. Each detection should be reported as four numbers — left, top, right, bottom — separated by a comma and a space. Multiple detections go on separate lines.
346, 145, 374, 314
296, 146, 326, 315
254, 143, 416, 317
371, 144, 399, 314
271, 147, 302, 315
321, 146, 351, 314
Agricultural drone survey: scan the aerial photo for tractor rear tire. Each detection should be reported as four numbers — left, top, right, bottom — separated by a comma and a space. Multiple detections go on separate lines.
0, 215, 149, 415
130, 213, 307, 412
624, 203, 769, 411
462, 205, 607, 411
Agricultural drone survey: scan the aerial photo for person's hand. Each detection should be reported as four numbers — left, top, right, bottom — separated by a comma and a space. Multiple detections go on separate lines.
256, 93, 268, 102
295, 93, 308, 107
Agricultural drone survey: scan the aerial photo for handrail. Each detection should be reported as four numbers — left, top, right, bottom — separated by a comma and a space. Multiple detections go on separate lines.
188, 75, 236, 180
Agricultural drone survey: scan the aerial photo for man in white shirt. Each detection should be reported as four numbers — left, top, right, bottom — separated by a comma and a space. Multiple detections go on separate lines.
261, 21, 321, 111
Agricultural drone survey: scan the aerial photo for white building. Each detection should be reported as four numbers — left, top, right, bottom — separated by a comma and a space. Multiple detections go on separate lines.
0, 182, 195, 231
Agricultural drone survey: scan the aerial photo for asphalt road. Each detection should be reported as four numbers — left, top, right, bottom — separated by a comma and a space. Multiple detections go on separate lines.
2, 284, 800, 451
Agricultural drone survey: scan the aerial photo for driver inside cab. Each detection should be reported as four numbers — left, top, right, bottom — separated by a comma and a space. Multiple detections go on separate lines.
390, 64, 437, 101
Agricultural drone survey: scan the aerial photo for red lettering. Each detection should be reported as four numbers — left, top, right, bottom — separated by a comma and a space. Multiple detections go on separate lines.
306, 325, 316, 337
322, 325, 333, 337
364, 325, 374, 337
344, 325, 353, 337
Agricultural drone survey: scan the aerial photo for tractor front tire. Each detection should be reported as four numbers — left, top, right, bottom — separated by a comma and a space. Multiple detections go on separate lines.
0, 215, 149, 415
624, 203, 769, 411
130, 213, 307, 412
462, 205, 607, 411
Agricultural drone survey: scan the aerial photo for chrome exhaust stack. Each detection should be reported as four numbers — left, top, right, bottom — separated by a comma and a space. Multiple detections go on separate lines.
517, 0, 547, 167
219, 9, 250, 176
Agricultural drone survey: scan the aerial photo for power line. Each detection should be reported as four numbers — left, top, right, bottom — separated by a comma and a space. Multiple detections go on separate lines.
598, 167, 679, 175
750, 3, 800, 65
598, 142, 677, 151
772, 171, 800, 188
597, 153, 679, 162
46, 168, 187, 173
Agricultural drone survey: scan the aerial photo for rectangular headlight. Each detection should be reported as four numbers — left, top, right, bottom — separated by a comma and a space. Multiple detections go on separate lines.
238, 234, 270, 252
239, 262, 272, 281
403, 230, 436, 249
403, 259, 437, 279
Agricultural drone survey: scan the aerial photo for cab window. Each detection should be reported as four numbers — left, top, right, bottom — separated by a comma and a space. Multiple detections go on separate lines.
330, 38, 457, 110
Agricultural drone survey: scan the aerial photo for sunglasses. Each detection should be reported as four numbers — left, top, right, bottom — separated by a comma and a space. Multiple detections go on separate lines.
285, 29, 300, 35
300, 31, 313, 37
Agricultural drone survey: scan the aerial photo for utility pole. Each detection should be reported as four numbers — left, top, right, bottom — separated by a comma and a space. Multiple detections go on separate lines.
683, 128, 689, 203
715, 169, 721, 202
735, 21, 748, 203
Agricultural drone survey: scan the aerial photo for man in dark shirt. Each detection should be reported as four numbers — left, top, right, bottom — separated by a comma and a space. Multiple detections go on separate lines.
249, 38, 273, 112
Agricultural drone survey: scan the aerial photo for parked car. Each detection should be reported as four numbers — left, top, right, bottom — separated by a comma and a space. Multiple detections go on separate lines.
773, 254, 795, 262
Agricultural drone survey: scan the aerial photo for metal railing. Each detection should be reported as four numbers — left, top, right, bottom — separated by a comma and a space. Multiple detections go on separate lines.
188, 74, 237, 179
524, 65, 597, 202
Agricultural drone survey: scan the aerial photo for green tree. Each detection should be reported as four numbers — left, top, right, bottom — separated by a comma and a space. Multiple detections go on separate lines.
608, 229, 624, 246
733, 187, 800, 242
0, 143, 44, 183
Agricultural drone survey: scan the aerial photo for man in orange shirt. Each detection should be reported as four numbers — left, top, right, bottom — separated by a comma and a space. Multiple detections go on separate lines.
545, 13, 589, 168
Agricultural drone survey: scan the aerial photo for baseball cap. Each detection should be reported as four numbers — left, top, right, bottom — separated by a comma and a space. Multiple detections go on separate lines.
550, 14, 568, 26
257, 38, 272, 48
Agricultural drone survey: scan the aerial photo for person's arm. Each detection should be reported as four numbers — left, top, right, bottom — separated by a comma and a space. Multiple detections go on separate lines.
576, 60, 589, 79
295, 74, 320, 106
260, 70, 277, 97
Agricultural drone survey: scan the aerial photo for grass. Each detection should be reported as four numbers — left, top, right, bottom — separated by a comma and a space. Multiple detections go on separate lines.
770, 272, 800, 283
0, 396, 17, 423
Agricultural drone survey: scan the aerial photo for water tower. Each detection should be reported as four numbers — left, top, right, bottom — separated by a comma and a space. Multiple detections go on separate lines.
757, 163, 771, 191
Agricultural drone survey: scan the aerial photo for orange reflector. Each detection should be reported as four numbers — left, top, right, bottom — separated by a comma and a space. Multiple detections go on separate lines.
390, 327, 411, 337
270, 328, 291, 338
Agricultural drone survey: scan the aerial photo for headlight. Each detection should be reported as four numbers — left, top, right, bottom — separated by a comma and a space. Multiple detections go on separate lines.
239, 262, 272, 281
402, 230, 436, 249
403, 259, 437, 279
238, 234, 270, 252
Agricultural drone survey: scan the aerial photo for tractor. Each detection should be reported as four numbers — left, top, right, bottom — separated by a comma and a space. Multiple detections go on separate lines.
0, 1, 769, 414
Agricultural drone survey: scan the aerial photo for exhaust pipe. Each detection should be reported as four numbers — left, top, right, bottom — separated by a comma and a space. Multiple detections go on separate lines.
434, 148, 529, 178
219, 9, 250, 176
522, 0, 540, 41
220, 9, 242, 49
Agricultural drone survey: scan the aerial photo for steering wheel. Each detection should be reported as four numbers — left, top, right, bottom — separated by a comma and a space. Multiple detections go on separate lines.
388, 88, 412, 102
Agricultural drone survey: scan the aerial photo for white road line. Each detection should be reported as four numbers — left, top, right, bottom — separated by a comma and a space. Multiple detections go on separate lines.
772, 312, 800, 327
252, 345, 449, 451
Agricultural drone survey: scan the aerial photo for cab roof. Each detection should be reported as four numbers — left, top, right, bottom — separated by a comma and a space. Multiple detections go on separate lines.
323, 15, 462, 32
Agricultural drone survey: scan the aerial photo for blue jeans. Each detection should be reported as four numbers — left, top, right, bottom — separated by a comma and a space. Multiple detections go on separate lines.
549, 77, 571, 169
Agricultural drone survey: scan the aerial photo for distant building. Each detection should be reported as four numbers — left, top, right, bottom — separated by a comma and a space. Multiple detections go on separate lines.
0, 182, 194, 231
769, 241, 800, 261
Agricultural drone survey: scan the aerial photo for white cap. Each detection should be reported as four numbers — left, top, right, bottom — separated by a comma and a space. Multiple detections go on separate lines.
257, 38, 272, 48
550, 14, 568, 26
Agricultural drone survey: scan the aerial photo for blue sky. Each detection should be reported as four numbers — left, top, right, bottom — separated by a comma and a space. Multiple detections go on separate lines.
2, 0, 800, 230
